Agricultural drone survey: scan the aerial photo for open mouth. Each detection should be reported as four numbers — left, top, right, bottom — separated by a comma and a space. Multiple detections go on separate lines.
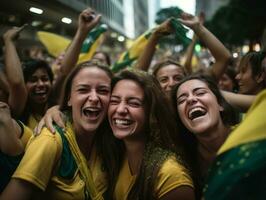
188, 107, 207, 120
33, 90, 48, 97
114, 118, 133, 127
83, 107, 101, 118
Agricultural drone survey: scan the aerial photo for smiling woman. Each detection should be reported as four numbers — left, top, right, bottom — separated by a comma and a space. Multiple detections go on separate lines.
171, 73, 239, 196
0, 61, 116, 200
107, 70, 195, 200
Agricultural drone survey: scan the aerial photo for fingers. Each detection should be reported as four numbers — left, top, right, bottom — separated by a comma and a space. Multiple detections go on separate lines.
34, 118, 45, 136
44, 114, 56, 134
54, 112, 66, 130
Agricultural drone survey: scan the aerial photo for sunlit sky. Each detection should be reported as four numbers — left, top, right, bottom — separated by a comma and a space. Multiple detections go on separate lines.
160, 0, 195, 14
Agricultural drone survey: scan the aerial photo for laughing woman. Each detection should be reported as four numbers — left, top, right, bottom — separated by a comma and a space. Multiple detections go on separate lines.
0, 61, 118, 200
171, 74, 239, 195
108, 70, 195, 200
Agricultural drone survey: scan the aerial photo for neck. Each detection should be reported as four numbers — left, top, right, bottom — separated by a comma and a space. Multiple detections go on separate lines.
197, 124, 230, 159
31, 102, 46, 116
75, 128, 95, 160
124, 138, 145, 175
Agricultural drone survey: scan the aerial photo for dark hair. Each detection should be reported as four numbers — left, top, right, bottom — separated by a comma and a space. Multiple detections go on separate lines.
22, 59, 53, 83
224, 66, 239, 92
239, 51, 266, 85
58, 60, 122, 199
92, 51, 111, 66
152, 59, 186, 78
59, 60, 112, 111
171, 74, 239, 196
110, 69, 187, 200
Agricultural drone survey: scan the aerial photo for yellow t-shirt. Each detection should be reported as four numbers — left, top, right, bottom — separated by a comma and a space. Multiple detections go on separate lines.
13, 127, 107, 200
114, 156, 194, 200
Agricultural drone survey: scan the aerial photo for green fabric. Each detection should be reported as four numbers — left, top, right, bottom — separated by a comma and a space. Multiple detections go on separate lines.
169, 18, 191, 46
54, 125, 77, 179
204, 139, 266, 200
80, 24, 107, 53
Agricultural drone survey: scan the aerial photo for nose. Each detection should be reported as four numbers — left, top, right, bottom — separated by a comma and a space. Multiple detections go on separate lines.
116, 101, 128, 114
88, 90, 99, 102
168, 78, 176, 87
186, 94, 197, 105
37, 79, 45, 86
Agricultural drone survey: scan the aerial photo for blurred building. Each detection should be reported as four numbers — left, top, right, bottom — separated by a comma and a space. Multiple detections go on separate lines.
0, 0, 126, 36
133, 0, 149, 36
196, 0, 229, 20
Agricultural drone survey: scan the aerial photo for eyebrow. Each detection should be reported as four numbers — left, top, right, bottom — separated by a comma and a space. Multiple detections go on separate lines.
110, 95, 143, 102
177, 87, 207, 100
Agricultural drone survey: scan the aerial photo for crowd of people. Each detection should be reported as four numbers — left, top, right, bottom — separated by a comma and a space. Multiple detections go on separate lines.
0, 7, 266, 200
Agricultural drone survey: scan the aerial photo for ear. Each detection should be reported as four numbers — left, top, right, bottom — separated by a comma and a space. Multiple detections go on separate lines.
219, 105, 224, 112
67, 100, 72, 107
255, 71, 265, 84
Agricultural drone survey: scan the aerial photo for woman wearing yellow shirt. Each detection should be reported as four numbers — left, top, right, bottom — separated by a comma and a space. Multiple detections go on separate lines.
0, 61, 117, 200
108, 70, 195, 200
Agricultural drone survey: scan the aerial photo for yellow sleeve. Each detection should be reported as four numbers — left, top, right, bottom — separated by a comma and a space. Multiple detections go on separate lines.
12, 127, 62, 191
155, 156, 194, 198
17, 121, 33, 148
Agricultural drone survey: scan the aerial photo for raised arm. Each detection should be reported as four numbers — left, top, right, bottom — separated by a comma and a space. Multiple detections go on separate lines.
135, 19, 173, 71
179, 13, 231, 80
183, 34, 197, 74
0, 102, 23, 156
3, 26, 27, 118
221, 90, 256, 112
52, 8, 101, 102
58, 8, 101, 78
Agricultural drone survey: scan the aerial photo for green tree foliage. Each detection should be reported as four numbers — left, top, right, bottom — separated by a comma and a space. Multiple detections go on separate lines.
205, 0, 266, 46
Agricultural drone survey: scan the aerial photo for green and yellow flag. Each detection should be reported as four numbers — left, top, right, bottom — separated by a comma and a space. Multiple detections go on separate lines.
204, 89, 266, 199
37, 24, 107, 63
111, 30, 151, 73
111, 14, 190, 73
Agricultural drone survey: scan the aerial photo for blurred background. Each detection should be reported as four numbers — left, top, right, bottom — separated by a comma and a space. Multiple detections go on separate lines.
1, 0, 266, 64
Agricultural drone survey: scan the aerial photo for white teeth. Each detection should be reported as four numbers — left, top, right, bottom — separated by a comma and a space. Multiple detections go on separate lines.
114, 119, 131, 125
35, 91, 46, 95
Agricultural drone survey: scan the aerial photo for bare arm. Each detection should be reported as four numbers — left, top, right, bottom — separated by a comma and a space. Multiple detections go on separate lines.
52, 8, 101, 101
179, 13, 231, 80
221, 91, 256, 112
3, 26, 27, 118
0, 179, 35, 200
183, 34, 197, 74
135, 19, 173, 71
0, 102, 23, 156
57, 8, 101, 78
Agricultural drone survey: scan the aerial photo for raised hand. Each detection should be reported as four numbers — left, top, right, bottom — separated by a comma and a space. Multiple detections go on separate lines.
3, 24, 27, 41
78, 7, 101, 34
178, 12, 201, 30
154, 18, 174, 37
34, 105, 66, 135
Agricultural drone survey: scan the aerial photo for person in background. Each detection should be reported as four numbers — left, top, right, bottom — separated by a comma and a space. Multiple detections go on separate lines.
235, 51, 266, 95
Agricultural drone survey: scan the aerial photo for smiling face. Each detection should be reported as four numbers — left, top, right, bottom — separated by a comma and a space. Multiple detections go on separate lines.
108, 79, 146, 140
26, 67, 52, 105
218, 73, 234, 92
176, 79, 224, 135
68, 67, 111, 135
156, 64, 185, 96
